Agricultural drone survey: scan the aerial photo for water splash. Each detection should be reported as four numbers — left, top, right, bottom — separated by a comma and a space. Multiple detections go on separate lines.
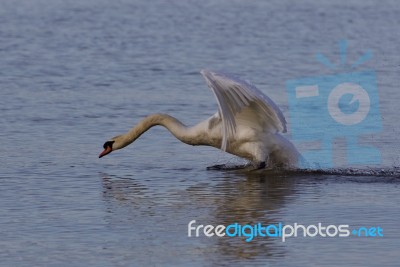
291, 167, 400, 178
210, 163, 400, 180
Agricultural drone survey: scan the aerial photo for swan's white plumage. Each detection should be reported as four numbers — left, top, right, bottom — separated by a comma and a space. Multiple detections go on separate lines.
100, 69, 301, 168
200, 69, 287, 151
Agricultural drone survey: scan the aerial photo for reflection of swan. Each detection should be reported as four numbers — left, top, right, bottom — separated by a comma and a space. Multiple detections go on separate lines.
101, 170, 298, 261
209, 170, 296, 260
99, 70, 301, 169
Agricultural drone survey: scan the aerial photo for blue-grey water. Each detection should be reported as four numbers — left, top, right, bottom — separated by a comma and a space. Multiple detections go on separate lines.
1, 0, 400, 266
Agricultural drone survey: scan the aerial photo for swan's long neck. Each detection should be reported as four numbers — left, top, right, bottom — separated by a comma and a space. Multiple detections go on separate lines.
118, 113, 196, 149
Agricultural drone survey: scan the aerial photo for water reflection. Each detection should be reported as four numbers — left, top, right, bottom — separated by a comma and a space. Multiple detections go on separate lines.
207, 170, 298, 261
101, 170, 300, 262
101, 174, 157, 218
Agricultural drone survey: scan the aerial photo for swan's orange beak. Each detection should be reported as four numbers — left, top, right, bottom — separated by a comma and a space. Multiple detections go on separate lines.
99, 146, 112, 158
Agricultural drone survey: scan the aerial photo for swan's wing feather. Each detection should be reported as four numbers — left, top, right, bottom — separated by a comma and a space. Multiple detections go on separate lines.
200, 69, 287, 151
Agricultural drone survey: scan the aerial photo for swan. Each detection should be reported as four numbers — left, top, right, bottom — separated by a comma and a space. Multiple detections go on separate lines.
99, 70, 301, 169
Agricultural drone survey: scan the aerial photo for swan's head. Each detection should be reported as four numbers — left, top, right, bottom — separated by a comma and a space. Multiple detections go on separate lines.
99, 135, 125, 158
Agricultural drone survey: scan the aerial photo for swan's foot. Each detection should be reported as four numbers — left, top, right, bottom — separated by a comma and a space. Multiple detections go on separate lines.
206, 164, 224, 170
207, 164, 247, 171
243, 161, 267, 171
207, 162, 266, 171
253, 161, 266, 170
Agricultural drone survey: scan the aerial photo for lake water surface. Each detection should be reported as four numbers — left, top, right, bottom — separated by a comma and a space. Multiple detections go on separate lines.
1, 0, 400, 266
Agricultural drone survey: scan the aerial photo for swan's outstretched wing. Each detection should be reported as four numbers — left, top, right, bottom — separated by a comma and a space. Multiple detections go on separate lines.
200, 69, 287, 151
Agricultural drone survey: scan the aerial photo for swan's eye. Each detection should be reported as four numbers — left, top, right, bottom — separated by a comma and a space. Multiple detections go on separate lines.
103, 141, 115, 149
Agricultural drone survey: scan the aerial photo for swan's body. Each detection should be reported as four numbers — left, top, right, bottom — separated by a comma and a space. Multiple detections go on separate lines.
99, 70, 301, 169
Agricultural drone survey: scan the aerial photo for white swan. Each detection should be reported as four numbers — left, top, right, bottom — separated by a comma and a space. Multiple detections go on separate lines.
99, 70, 301, 169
